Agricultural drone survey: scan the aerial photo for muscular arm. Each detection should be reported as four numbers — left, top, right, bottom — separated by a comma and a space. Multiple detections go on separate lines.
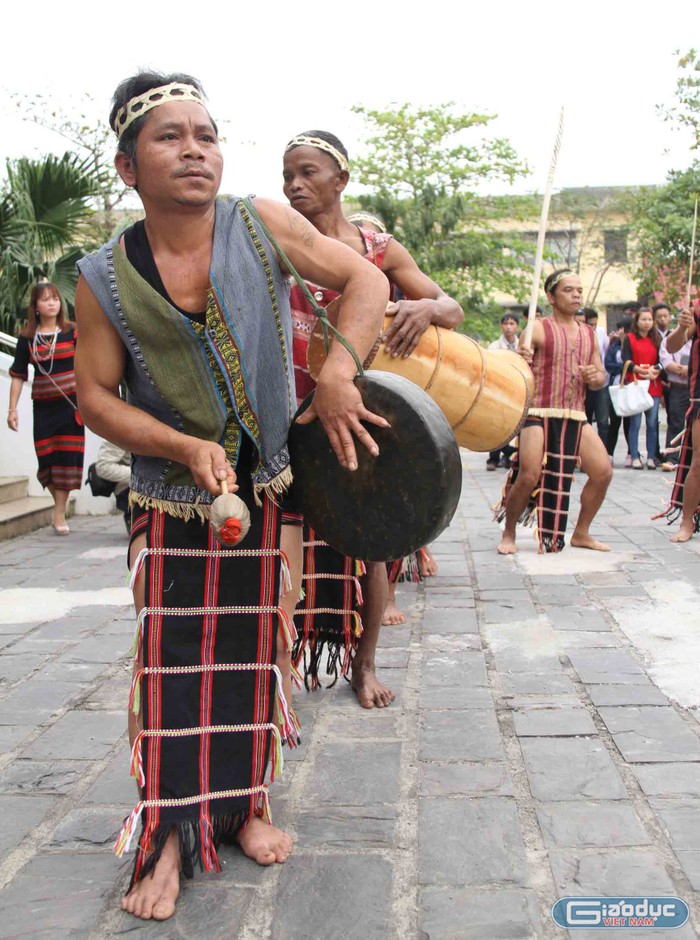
74, 276, 236, 496
254, 198, 391, 469
517, 317, 544, 363
666, 309, 696, 354
380, 239, 464, 358
581, 340, 607, 390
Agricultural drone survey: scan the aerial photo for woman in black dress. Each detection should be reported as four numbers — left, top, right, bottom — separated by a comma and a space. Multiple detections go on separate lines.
7, 282, 85, 534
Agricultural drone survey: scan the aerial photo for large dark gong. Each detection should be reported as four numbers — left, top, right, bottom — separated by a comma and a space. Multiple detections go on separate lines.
288, 371, 462, 561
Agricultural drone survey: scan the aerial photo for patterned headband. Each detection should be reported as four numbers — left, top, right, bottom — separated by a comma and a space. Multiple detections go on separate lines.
347, 211, 387, 233
546, 269, 573, 291
112, 82, 207, 137
284, 135, 349, 172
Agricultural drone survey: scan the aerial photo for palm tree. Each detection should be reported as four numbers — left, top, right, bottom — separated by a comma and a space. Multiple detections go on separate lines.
0, 151, 101, 333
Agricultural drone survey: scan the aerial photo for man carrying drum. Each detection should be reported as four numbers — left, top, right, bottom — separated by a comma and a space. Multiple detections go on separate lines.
496, 269, 612, 554
281, 130, 463, 706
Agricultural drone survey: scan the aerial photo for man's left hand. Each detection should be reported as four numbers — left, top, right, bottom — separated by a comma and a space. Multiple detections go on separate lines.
579, 364, 600, 385
382, 300, 433, 358
295, 375, 390, 471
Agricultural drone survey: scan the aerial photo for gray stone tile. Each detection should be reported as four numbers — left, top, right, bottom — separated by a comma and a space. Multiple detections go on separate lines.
35, 658, 109, 683
420, 797, 527, 885
0, 794, 57, 858
0, 724, 34, 755
295, 803, 395, 849
47, 806, 119, 852
0, 679, 83, 724
0, 653, 50, 683
598, 707, 700, 762
270, 854, 392, 940
631, 763, 700, 798
421, 886, 543, 939
423, 651, 488, 687
0, 760, 84, 796
520, 738, 627, 801
421, 709, 504, 761
0, 852, 117, 938
568, 649, 647, 682
548, 607, 612, 631
83, 746, 133, 805
587, 685, 670, 707
306, 741, 401, 805
22, 710, 126, 760
501, 672, 578, 695
420, 683, 493, 709
61, 633, 131, 663
512, 706, 598, 737
549, 848, 675, 896
422, 607, 478, 633
673, 851, 700, 891
420, 762, 513, 797
482, 600, 538, 623
648, 798, 700, 850
558, 632, 622, 649
536, 801, 651, 848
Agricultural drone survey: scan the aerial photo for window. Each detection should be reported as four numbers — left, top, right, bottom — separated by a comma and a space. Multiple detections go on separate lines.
604, 231, 627, 263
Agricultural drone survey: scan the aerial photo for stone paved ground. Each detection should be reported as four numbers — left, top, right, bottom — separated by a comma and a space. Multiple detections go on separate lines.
1, 449, 700, 939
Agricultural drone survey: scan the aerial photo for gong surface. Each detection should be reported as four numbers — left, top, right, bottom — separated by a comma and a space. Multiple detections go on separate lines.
288, 371, 462, 561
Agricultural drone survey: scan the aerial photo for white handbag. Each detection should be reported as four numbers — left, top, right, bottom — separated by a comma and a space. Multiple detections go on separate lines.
608, 362, 654, 417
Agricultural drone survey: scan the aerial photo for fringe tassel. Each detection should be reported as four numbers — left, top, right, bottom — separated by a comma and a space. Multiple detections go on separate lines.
258, 786, 272, 824
355, 559, 366, 577
114, 801, 144, 857
272, 665, 300, 746
290, 661, 304, 689
128, 668, 144, 717
253, 465, 294, 508
130, 731, 145, 788
279, 551, 292, 596
352, 610, 363, 638
277, 608, 298, 652
130, 608, 147, 660
354, 576, 364, 607
129, 490, 209, 523
127, 548, 148, 591
269, 726, 284, 782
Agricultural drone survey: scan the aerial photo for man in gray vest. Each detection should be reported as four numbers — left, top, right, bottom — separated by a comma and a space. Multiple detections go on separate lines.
75, 70, 388, 922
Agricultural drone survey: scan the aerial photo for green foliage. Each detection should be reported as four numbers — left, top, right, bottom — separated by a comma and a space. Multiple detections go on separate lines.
0, 152, 101, 333
658, 49, 700, 150
350, 103, 533, 322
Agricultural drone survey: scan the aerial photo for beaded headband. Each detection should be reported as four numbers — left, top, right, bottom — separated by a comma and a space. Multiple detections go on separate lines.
347, 211, 387, 233
112, 82, 207, 137
284, 135, 349, 172
545, 269, 573, 292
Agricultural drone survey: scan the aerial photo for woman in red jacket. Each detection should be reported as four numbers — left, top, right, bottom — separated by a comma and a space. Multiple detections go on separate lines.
622, 307, 662, 469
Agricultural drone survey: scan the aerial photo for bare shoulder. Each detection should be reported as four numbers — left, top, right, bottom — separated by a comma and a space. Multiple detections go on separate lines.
252, 197, 317, 249
530, 317, 546, 347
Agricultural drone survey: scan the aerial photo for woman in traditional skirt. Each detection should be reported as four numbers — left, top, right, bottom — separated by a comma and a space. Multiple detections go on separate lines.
7, 282, 85, 534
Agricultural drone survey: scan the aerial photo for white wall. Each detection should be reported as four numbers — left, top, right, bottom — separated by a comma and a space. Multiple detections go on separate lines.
1, 350, 112, 514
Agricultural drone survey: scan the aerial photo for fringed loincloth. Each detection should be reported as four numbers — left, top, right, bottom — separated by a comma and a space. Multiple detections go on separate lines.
292, 525, 364, 690
387, 550, 425, 585
115, 496, 300, 889
652, 405, 700, 532
494, 416, 584, 553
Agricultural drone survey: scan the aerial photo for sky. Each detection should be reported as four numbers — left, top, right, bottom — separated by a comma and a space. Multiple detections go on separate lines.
0, 1, 697, 204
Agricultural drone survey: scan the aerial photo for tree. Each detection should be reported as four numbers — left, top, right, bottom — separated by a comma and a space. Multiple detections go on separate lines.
349, 103, 534, 340
658, 48, 700, 151
0, 152, 101, 333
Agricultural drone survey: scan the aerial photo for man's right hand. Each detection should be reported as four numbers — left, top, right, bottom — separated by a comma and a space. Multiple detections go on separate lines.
182, 439, 237, 496
517, 346, 534, 364
679, 307, 695, 332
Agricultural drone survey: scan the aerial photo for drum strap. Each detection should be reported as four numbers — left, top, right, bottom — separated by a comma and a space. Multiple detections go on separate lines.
243, 197, 364, 376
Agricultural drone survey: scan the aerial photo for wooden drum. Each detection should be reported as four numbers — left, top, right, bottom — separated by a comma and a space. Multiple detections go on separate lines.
307, 307, 534, 453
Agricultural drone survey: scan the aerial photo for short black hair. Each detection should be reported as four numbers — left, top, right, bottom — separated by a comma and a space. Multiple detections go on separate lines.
110, 71, 211, 162
582, 306, 598, 323
287, 130, 349, 168
501, 312, 519, 324
623, 301, 642, 314
652, 302, 671, 316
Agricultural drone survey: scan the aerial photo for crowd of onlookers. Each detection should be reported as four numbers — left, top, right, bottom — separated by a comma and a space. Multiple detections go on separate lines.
485, 301, 690, 472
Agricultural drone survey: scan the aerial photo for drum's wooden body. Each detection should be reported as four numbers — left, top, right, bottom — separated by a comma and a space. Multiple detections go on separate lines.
308, 312, 534, 452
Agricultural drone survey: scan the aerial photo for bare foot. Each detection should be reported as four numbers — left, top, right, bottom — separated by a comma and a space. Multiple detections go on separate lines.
382, 601, 407, 626
671, 523, 695, 543
418, 548, 439, 577
570, 532, 610, 552
351, 660, 395, 709
497, 533, 518, 555
237, 815, 292, 865
121, 828, 180, 921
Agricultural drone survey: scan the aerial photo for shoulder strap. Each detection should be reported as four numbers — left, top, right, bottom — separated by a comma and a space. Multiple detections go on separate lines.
243, 197, 364, 375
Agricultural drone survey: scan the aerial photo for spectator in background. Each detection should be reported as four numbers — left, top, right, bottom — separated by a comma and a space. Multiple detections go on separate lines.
95, 440, 131, 532
659, 328, 691, 470
623, 307, 663, 469
583, 307, 611, 447
486, 312, 520, 469
605, 317, 633, 467
652, 303, 673, 467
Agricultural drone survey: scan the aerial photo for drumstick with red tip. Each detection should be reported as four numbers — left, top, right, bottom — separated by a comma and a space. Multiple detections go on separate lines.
210, 478, 251, 546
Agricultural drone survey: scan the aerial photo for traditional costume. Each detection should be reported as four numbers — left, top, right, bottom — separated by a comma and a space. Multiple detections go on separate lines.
495, 317, 594, 552
654, 301, 700, 532
77, 195, 299, 886
9, 327, 84, 491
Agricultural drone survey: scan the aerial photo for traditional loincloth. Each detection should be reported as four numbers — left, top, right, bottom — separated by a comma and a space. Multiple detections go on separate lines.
652, 404, 700, 532
495, 416, 584, 553
292, 526, 364, 689
115, 491, 299, 887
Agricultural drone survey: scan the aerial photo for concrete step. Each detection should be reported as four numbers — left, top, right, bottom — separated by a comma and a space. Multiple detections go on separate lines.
0, 495, 55, 540
0, 476, 28, 505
